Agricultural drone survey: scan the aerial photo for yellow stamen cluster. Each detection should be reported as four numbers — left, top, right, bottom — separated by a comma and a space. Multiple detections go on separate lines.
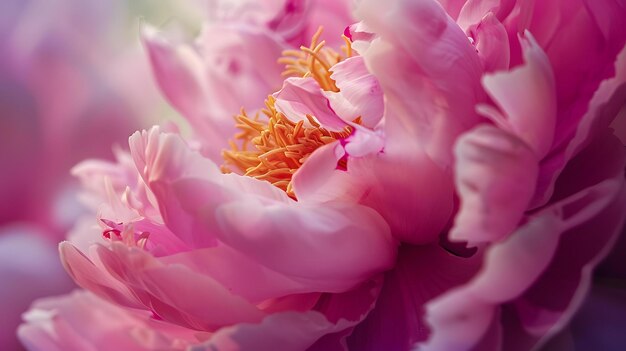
221, 28, 355, 198
278, 27, 353, 92
221, 96, 355, 198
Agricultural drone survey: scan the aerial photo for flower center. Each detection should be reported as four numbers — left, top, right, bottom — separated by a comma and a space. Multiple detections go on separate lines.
221, 97, 355, 198
220, 28, 354, 198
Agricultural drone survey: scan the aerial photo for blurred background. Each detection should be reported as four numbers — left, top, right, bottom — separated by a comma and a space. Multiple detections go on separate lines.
0, 0, 203, 349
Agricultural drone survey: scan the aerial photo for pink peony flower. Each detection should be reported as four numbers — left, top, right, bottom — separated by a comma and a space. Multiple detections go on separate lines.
19, 0, 626, 350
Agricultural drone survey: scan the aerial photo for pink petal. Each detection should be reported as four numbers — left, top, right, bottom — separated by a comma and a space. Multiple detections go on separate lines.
531, 44, 626, 207
348, 149, 454, 245
194, 278, 382, 351
128, 127, 225, 249
456, 0, 516, 31
141, 26, 225, 161
59, 242, 141, 309
435, 0, 468, 19
450, 125, 539, 244
160, 245, 326, 304
423, 165, 626, 350
348, 245, 482, 350
323, 56, 384, 128
215, 200, 397, 291
481, 32, 556, 157
95, 243, 266, 331
468, 12, 510, 72
355, 0, 484, 166
142, 24, 287, 162
19, 291, 198, 351
273, 77, 347, 131
291, 141, 365, 204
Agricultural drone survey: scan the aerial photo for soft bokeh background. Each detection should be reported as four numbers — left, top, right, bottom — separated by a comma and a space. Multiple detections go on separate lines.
0, 0, 203, 349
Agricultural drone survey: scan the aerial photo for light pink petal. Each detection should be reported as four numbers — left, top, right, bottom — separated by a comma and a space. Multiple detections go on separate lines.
450, 125, 539, 244
129, 127, 293, 252
215, 200, 397, 291
323, 56, 384, 128
347, 245, 482, 350
348, 149, 454, 245
19, 291, 198, 351
143, 24, 287, 161
423, 167, 626, 350
481, 32, 556, 157
160, 244, 326, 304
59, 242, 141, 309
343, 124, 385, 157
194, 278, 382, 351
95, 243, 266, 331
273, 77, 347, 131
197, 24, 286, 118
468, 12, 510, 72
291, 141, 365, 204
356, 0, 484, 166
129, 128, 221, 248
141, 26, 224, 155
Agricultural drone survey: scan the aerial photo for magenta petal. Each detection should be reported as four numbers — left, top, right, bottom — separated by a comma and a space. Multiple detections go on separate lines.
348, 245, 482, 350
469, 13, 510, 72
531, 45, 626, 207
273, 77, 347, 131
456, 0, 516, 30
423, 169, 626, 350
451, 125, 539, 243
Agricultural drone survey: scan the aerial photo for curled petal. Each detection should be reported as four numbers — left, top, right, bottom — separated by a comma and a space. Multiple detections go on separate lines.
468, 12, 510, 72
94, 243, 266, 331
451, 125, 539, 244
129, 127, 222, 249
323, 56, 384, 128
356, 0, 484, 165
532, 44, 626, 207
423, 171, 626, 350
273, 77, 347, 131
481, 32, 556, 158
291, 141, 365, 204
